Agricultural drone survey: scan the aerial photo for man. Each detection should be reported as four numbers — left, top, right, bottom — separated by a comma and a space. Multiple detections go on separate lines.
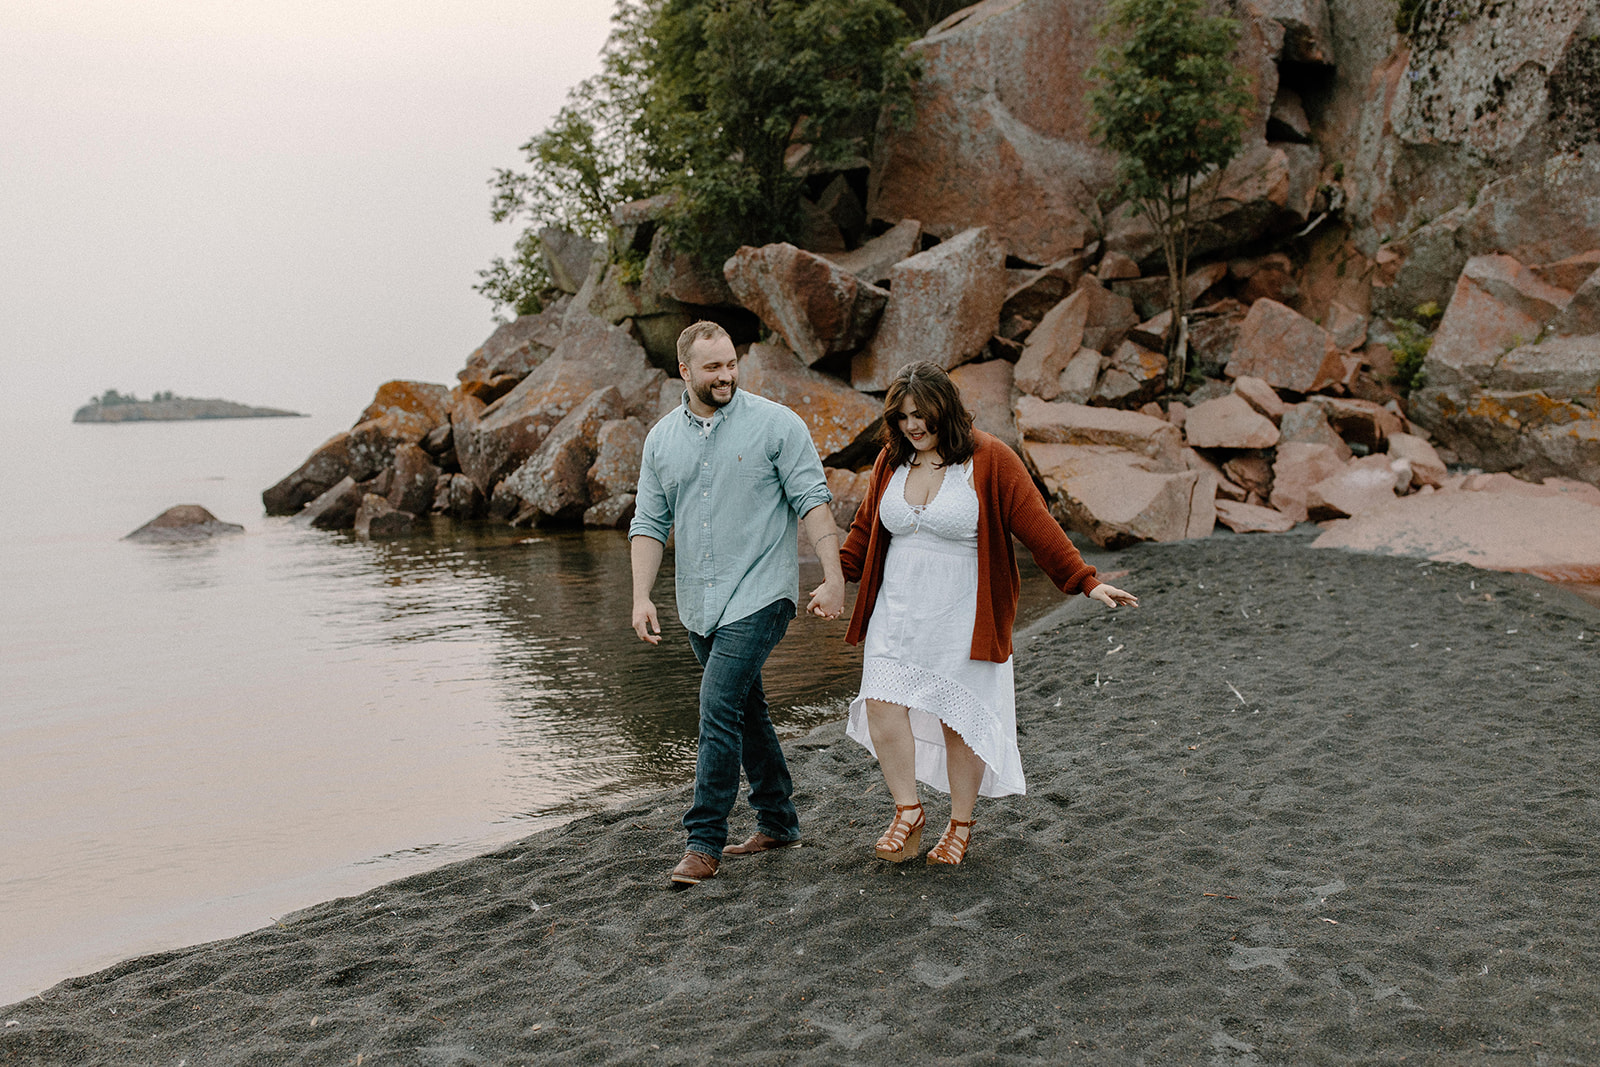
631, 320, 845, 889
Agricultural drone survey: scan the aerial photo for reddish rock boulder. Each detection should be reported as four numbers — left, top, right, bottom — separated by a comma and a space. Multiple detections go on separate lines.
539, 228, 600, 294
949, 359, 1019, 451
1306, 455, 1405, 520
821, 220, 922, 286
1014, 289, 1089, 399
294, 476, 366, 531
1215, 500, 1297, 533
355, 494, 415, 539
1112, 262, 1229, 320
1183, 394, 1281, 449
1001, 255, 1090, 325
583, 494, 637, 530
1271, 442, 1351, 523
359, 381, 452, 427
263, 432, 358, 516
1551, 267, 1600, 338
1090, 340, 1166, 408
433, 474, 486, 520
723, 243, 888, 365
456, 315, 662, 495
644, 229, 736, 307
387, 444, 440, 516
1014, 397, 1185, 470
124, 505, 245, 543
1076, 277, 1140, 354
1486, 336, 1600, 398
1227, 298, 1344, 394
866, 0, 1112, 264
1232, 375, 1289, 424
1531, 250, 1600, 293
853, 228, 1007, 391
1324, 302, 1369, 351
1410, 387, 1600, 488
458, 308, 569, 398
1258, 0, 1333, 65
1098, 252, 1140, 281
1027, 444, 1215, 548
1187, 301, 1248, 377
1221, 453, 1275, 499
1310, 396, 1407, 452
493, 387, 627, 524
1426, 254, 1573, 389
1386, 432, 1447, 489
1278, 402, 1352, 456
740, 342, 882, 466
1058, 350, 1103, 406
587, 418, 648, 505
1230, 253, 1299, 306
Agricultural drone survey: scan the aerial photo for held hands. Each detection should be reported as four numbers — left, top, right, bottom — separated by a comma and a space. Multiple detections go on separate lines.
632, 599, 662, 645
1088, 583, 1139, 609
807, 578, 845, 620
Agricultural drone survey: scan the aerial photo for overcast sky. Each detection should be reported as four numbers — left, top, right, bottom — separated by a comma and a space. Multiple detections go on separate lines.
1, 1, 614, 420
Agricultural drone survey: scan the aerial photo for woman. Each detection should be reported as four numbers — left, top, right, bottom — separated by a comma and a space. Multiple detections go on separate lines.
839, 361, 1138, 865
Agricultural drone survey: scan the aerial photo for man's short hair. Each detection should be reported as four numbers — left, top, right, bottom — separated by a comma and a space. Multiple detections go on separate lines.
677, 320, 731, 365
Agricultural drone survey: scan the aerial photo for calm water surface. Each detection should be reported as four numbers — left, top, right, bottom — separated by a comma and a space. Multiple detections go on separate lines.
1, 413, 1065, 1005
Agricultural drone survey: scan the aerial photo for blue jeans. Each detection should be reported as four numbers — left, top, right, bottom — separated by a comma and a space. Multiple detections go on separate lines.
683, 598, 800, 857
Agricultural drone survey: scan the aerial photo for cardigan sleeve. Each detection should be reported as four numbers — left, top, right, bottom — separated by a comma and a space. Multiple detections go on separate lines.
997, 445, 1101, 596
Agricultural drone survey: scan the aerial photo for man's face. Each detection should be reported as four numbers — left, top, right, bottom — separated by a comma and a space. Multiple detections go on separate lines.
681, 335, 738, 412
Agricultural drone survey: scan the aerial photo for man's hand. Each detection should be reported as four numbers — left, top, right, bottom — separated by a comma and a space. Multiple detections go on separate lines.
806, 577, 844, 620
1088, 583, 1138, 609
632, 599, 662, 644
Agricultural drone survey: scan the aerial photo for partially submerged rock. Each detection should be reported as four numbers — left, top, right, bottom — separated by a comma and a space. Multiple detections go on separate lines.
124, 505, 244, 543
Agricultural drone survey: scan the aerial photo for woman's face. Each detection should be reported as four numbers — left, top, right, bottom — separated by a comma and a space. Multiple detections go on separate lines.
894, 393, 939, 455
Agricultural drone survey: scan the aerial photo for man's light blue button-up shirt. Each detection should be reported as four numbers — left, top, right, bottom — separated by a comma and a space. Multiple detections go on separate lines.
629, 388, 832, 636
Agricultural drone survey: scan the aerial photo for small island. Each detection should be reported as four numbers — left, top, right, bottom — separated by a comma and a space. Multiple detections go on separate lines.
73, 389, 305, 423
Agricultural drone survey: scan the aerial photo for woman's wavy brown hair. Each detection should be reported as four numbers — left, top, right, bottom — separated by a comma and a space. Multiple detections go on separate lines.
879, 361, 976, 470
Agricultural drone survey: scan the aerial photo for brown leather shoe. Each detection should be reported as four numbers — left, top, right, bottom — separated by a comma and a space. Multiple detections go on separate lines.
722, 832, 801, 856
669, 850, 719, 889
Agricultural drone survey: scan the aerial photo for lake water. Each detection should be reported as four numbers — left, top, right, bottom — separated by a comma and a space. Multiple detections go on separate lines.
0, 413, 1069, 1005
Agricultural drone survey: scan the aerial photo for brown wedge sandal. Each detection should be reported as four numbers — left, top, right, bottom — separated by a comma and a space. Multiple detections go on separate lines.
925, 817, 974, 866
874, 802, 926, 862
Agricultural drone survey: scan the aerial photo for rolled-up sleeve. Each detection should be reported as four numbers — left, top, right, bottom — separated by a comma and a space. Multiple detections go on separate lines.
772, 412, 832, 518
628, 436, 673, 543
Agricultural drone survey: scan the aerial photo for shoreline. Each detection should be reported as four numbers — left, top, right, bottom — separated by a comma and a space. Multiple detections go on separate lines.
5, 532, 1599, 1064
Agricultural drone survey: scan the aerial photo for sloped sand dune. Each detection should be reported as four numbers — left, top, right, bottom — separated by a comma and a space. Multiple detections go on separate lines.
5, 532, 1599, 1065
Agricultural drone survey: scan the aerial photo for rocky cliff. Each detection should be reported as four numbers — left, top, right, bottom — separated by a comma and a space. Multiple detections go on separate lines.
265, 0, 1600, 544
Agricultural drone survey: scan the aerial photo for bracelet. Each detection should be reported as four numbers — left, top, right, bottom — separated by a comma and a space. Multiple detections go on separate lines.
813, 532, 840, 544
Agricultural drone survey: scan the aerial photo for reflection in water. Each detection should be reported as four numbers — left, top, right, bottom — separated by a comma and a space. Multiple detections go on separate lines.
347, 520, 873, 814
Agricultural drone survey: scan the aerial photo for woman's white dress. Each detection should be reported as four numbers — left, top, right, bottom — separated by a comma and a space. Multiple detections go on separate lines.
846, 461, 1026, 797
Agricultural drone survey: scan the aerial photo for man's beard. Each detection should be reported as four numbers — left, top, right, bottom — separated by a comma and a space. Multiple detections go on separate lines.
691, 379, 736, 409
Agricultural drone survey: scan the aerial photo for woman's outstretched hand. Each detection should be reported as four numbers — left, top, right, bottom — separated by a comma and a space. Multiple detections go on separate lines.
1088, 583, 1138, 608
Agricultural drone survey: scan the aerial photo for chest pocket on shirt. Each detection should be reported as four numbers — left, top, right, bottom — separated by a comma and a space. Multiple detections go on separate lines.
737, 445, 776, 493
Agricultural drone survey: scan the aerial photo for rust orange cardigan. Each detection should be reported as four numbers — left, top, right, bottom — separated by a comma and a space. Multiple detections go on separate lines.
840, 430, 1102, 663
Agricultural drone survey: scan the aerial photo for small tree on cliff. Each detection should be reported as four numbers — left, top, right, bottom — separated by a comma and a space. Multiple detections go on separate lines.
1088, 0, 1254, 389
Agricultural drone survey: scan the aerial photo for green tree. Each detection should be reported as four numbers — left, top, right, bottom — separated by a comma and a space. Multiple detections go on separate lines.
1088, 0, 1255, 389
480, 0, 918, 314
644, 0, 918, 265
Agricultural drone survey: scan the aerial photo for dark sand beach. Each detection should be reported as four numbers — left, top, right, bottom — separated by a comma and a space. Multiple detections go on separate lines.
5, 531, 1598, 1065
